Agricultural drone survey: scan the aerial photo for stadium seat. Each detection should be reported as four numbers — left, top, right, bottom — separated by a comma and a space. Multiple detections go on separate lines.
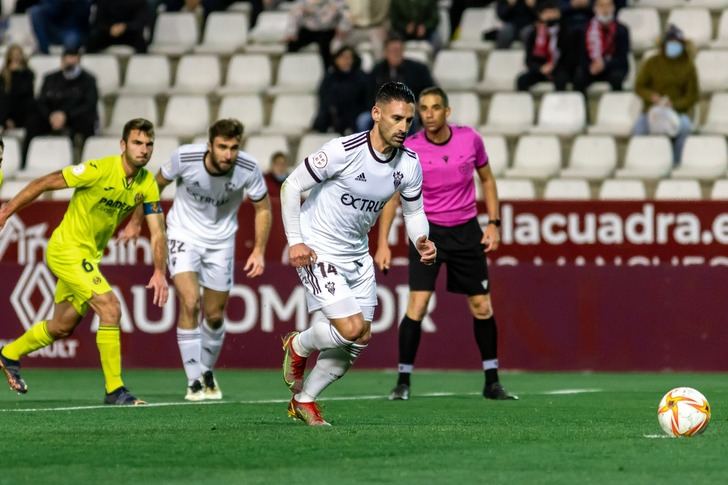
505, 135, 561, 180
119, 55, 170, 95
529, 93, 586, 136
0, 179, 30, 201
598, 179, 647, 200
0, 137, 22, 179
615, 136, 673, 180
710, 10, 728, 48
654, 179, 702, 200
588, 92, 643, 137
28, 54, 60, 94
194, 11, 248, 54
448, 92, 481, 126
480, 92, 534, 135
296, 133, 334, 163
243, 135, 289, 173
171, 55, 221, 95
261, 94, 316, 137
147, 136, 181, 176
560, 135, 617, 180
218, 95, 265, 134
476, 50, 523, 93
80, 54, 120, 97
701, 93, 728, 135
671, 136, 728, 180
216, 54, 272, 95
543, 178, 591, 200
450, 7, 497, 52
495, 179, 536, 200
157, 95, 210, 138
666, 8, 712, 47
267, 53, 324, 95
248, 11, 289, 54
4, 14, 35, 51
688, 0, 728, 9
481, 135, 508, 177
105, 95, 158, 136
635, 0, 686, 11
403, 46, 431, 67
617, 8, 661, 52
18, 136, 73, 179
710, 179, 728, 199
148, 12, 199, 56
432, 50, 478, 90
81, 136, 119, 162
695, 51, 728, 94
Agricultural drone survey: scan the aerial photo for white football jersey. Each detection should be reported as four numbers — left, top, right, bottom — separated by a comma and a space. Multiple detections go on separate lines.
162, 143, 268, 249
300, 131, 423, 263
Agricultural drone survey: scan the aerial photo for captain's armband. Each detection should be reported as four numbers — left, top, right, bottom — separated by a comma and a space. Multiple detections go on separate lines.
143, 201, 163, 215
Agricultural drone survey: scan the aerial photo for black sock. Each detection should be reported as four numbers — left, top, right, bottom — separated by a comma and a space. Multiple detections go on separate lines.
397, 316, 422, 386
473, 316, 499, 386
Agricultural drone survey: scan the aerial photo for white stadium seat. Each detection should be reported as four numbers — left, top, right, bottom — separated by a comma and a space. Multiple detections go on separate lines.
529, 92, 586, 136
171, 55, 221, 94
5, 14, 35, 51
598, 179, 647, 200
666, 8, 712, 48
218, 95, 265, 134
617, 8, 661, 52
560, 135, 617, 180
701, 93, 728, 135
671, 136, 728, 180
267, 53, 324, 95
147, 136, 181, 176
481, 135, 508, 177
695, 50, 728, 94
588, 92, 643, 137
120, 55, 171, 95
243, 135, 289, 173
635, 0, 686, 11
18, 136, 73, 179
448, 92, 481, 126
710, 179, 728, 199
616, 136, 673, 180
450, 7, 497, 52
82, 136, 120, 162
28, 54, 60, 94
688, 0, 728, 9
477, 50, 523, 93
654, 179, 702, 200
261, 94, 317, 137
0, 179, 29, 201
505, 135, 561, 180
217, 54, 272, 95
105, 95, 158, 135
157, 95, 210, 138
248, 11, 288, 54
495, 179, 536, 200
81, 54, 120, 96
711, 10, 728, 48
480, 92, 534, 135
0, 137, 22, 179
543, 178, 591, 200
148, 12, 199, 56
433, 50, 478, 90
194, 11, 248, 54
296, 133, 333, 163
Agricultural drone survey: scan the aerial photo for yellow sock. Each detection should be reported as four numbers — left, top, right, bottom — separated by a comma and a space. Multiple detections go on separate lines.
97, 325, 124, 393
2, 321, 54, 361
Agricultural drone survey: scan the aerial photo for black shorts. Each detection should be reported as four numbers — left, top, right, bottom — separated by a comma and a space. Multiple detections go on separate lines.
408, 217, 490, 295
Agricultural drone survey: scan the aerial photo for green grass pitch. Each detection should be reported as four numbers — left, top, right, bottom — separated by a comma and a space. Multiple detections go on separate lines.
1, 370, 726, 484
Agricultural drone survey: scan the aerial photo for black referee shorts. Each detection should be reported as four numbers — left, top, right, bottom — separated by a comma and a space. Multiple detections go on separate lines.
408, 217, 490, 295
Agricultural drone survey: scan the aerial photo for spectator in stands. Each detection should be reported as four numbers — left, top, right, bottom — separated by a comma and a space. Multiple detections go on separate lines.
357, 32, 435, 131
28, 0, 91, 54
633, 25, 699, 165
0, 44, 35, 132
22, 46, 98, 164
86, 0, 150, 53
560, 0, 592, 31
264, 151, 290, 198
389, 0, 440, 50
451, 0, 494, 42
285, 0, 352, 69
516, 0, 576, 92
573, 0, 629, 94
313, 45, 368, 135
346, 0, 391, 59
494, 0, 537, 50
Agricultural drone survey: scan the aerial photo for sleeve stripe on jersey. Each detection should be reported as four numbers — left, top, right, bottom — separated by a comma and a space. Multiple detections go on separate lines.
235, 160, 257, 171
401, 189, 422, 202
344, 138, 367, 152
180, 152, 205, 163
402, 147, 417, 158
343, 132, 367, 148
249, 191, 268, 202
304, 157, 322, 183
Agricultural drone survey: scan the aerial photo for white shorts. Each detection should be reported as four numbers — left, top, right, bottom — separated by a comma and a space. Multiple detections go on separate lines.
168, 238, 234, 292
296, 255, 377, 320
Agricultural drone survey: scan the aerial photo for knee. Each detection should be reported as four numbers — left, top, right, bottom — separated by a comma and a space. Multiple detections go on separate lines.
47, 323, 74, 339
406, 296, 430, 321
205, 314, 224, 330
337, 316, 366, 342
356, 326, 372, 346
96, 296, 121, 324
179, 295, 200, 319
469, 298, 493, 320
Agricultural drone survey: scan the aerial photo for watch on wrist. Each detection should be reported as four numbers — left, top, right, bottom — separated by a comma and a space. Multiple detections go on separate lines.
487, 219, 501, 227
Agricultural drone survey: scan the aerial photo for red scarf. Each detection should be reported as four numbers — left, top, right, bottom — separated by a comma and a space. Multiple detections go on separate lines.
586, 18, 617, 61
533, 24, 559, 64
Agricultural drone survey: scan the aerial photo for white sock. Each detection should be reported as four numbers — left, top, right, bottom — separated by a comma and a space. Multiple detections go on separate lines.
294, 313, 351, 357
177, 327, 202, 385
296, 342, 367, 403
200, 320, 225, 372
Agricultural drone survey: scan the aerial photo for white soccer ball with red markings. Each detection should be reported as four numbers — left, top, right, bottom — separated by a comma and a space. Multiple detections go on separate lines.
657, 387, 711, 438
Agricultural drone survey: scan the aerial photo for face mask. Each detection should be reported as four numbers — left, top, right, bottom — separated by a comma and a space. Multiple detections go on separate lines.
596, 14, 613, 24
545, 18, 559, 27
62, 64, 82, 79
665, 40, 683, 59
273, 172, 288, 182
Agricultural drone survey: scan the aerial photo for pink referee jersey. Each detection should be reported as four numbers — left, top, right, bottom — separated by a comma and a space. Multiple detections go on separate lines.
404, 125, 488, 227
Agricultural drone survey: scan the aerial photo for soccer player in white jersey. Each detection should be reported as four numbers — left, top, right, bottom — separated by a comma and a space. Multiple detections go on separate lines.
280, 82, 437, 426
126, 119, 272, 400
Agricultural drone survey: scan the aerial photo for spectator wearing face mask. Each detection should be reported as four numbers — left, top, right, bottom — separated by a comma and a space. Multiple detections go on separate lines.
632, 24, 699, 164
264, 151, 290, 198
22, 46, 99, 165
573, 0, 629, 93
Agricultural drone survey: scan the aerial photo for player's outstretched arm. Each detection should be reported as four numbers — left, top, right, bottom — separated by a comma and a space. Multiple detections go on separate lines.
477, 164, 500, 253
244, 194, 272, 278
280, 161, 319, 268
374, 194, 399, 273
144, 209, 169, 307
0, 171, 67, 230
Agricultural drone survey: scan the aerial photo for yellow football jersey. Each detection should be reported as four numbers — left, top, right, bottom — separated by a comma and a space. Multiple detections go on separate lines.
0, 168, 4, 189
50, 155, 160, 259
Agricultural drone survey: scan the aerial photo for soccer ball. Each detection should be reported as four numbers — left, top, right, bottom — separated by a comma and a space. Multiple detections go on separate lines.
657, 387, 711, 438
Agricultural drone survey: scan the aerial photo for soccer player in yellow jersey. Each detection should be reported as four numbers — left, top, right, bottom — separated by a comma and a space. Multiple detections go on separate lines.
0, 118, 168, 405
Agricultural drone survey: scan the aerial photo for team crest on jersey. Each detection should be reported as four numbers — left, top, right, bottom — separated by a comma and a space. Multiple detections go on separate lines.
325, 281, 336, 295
93, 276, 102, 285
393, 171, 404, 189
311, 151, 328, 168
135, 193, 144, 205
72, 164, 86, 176
225, 182, 237, 192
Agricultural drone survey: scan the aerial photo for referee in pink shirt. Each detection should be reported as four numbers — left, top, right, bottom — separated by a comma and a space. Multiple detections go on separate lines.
375, 86, 517, 401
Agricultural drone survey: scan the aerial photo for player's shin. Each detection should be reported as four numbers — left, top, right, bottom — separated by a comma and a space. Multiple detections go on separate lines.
397, 316, 422, 386
296, 342, 367, 403
474, 316, 499, 385
200, 320, 225, 372
97, 324, 124, 393
1, 321, 55, 361
177, 327, 202, 384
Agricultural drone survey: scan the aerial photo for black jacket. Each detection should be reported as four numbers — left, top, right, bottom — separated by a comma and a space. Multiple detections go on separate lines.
367, 58, 435, 104
38, 69, 98, 123
92, 0, 149, 33
523, 23, 578, 73
314, 66, 369, 135
579, 22, 630, 74
0, 69, 35, 127
497, 0, 537, 31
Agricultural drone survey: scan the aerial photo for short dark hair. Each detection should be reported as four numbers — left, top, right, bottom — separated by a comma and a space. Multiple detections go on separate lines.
419, 86, 449, 108
209, 118, 244, 143
122, 118, 154, 141
375, 81, 416, 106
537, 0, 560, 14
384, 31, 404, 47
271, 151, 288, 162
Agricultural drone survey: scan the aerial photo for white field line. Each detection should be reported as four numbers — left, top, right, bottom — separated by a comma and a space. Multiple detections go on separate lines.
0, 388, 602, 413
642, 434, 673, 439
